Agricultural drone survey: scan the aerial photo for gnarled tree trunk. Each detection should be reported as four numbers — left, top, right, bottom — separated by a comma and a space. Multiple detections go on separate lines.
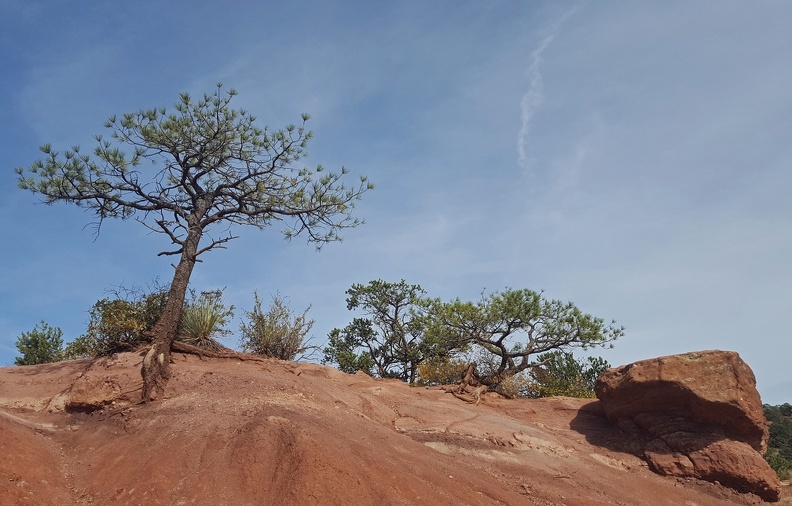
141, 225, 201, 401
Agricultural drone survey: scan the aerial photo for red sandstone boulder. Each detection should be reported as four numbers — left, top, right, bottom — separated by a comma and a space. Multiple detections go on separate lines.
595, 350, 781, 502
65, 375, 122, 412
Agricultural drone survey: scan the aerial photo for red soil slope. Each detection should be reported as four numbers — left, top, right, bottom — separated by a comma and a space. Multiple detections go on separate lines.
0, 352, 786, 505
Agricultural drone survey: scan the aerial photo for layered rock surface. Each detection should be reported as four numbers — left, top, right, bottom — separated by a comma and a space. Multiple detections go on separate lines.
595, 350, 781, 502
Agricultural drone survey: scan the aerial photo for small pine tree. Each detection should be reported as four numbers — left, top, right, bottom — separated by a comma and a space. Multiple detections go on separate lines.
15, 321, 64, 365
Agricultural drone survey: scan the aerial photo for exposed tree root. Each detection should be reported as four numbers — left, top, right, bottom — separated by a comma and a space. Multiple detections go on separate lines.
141, 343, 171, 402
170, 341, 275, 363
444, 363, 489, 405
448, 385, 488, 405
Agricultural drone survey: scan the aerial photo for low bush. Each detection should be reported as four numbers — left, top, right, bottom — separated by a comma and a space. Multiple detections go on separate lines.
240, 292, 314, 360
416, 358, 470, 386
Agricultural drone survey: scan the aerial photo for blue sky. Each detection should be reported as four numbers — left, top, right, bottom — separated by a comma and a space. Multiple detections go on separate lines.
2, 1, 790, 403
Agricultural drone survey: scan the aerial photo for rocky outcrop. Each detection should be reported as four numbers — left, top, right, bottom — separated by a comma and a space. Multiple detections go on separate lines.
595, 350, 781, 502
44, 356, 136, 413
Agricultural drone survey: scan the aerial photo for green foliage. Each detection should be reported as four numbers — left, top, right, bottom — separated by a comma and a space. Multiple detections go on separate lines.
178, 290, 234, 351
324, 321, 378, 375
322, 282, 623, 394
526, 351, 610, 398
60, 334, 99, 361
14, 321, 64, 365
432, 288, 623, 384
63, 286, 231, 357
239, 292, 314, 360
16, 84, 373, 254
63, 288, 168, 358
764, 403, 792, 480
323, 280, 461, 383
766, 453, 790, 481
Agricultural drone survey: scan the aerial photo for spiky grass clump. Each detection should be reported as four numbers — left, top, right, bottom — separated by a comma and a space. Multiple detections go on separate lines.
178, 290, 233, 351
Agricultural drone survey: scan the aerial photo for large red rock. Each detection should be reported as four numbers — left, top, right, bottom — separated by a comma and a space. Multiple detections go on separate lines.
595, 350, 781, 502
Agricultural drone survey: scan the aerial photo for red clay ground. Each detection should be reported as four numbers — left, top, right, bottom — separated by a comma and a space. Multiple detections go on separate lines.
0, 352, 788, 505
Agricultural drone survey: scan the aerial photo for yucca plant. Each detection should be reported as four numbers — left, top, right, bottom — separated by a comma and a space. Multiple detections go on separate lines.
178, 290, 233, 351
240, 292, 315, 360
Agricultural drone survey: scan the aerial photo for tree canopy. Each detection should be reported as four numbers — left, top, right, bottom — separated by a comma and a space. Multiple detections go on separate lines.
324, 281, 622, 396
323, 280, 457, 383
17, 85, 372, 400
433, 288, 623, 385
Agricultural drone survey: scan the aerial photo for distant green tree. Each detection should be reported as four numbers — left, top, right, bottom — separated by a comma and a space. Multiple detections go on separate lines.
240, 292, 314, 360
323, 280, 462, 383
764, 403, 792, 480
17, 84, 372, 400
432, 289, 623, 391
14, 321, 64, 365
323, 319, 378, 375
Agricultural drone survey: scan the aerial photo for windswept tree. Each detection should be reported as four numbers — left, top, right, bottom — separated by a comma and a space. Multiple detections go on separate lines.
17, 85, 372, 400
433, 288, 623, 389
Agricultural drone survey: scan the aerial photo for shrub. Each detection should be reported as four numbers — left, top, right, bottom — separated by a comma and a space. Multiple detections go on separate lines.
14, 321, 64, 365
63, 287, 168, 358
525, 351, 610, 398
766, 451, 791, 480
498, 373, 534, 399
240, 292, 314, 360
416, 357, 470, 386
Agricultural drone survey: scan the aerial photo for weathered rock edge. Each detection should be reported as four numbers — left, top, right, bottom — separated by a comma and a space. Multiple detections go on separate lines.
595, 350, 781, 502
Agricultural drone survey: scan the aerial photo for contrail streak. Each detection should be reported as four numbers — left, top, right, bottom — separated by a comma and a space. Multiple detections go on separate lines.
518, 6, 582, 170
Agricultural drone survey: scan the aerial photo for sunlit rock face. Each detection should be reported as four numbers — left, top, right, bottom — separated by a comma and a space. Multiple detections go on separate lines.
596, 350, 781, 502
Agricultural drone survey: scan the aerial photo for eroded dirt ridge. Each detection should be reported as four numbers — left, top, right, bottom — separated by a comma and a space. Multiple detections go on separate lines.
0, 351, 786, 505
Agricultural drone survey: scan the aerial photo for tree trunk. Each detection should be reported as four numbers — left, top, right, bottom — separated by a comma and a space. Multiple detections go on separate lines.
460, 362, 476, 388
141, 226, 201, 401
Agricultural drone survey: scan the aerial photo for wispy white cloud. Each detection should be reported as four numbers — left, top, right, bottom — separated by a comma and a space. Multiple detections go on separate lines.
517, 6, 582, 171
517, 36, 554, 170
